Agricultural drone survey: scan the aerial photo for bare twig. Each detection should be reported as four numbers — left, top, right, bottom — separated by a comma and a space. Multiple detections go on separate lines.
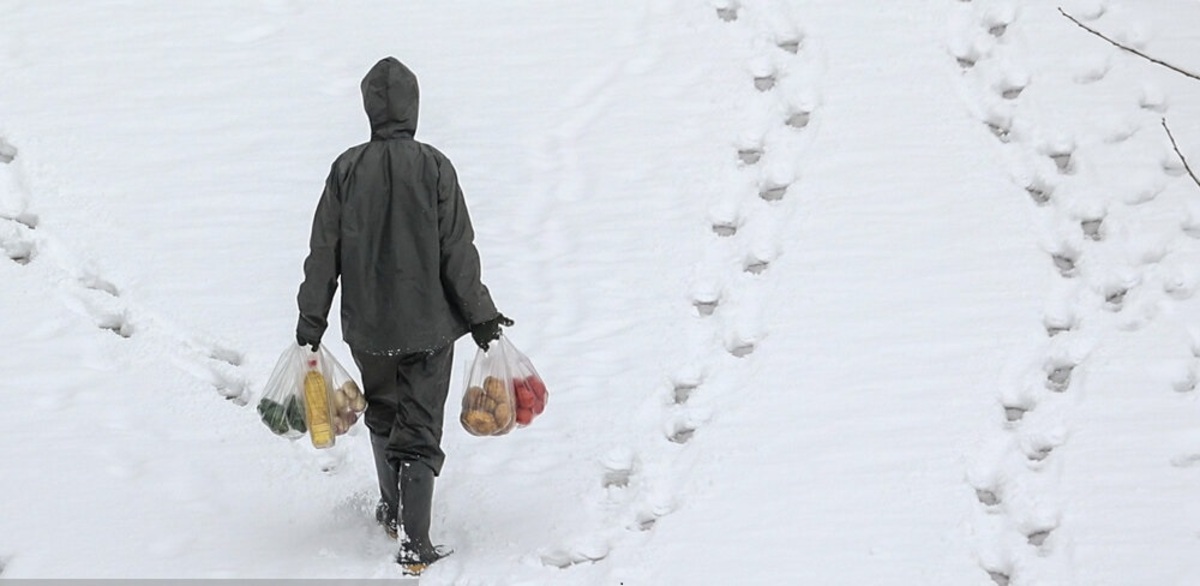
1058, 8, 1200, 82
1163, 118, 1200, 191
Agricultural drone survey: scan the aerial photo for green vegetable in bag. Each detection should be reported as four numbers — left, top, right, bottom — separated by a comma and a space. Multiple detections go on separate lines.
285, 394, 307, 433
257, 395, 308, 436
257, 398, 290, 436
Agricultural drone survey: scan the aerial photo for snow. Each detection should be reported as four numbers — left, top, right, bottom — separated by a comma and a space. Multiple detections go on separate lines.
2, 0, 1199, 583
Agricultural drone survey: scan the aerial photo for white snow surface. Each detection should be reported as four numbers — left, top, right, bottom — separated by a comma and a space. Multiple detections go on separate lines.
2, 1, 1200, 583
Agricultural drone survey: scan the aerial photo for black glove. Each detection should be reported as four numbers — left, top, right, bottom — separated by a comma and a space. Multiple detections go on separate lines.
296, 333, 320, 352
470, 314, 514, 351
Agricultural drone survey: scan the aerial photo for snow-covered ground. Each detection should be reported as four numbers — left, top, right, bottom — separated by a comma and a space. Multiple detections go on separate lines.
2, 1, 1199, 583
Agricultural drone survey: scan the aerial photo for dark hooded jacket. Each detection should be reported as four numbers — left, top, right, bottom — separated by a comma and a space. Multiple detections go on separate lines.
297, 57, 499, 354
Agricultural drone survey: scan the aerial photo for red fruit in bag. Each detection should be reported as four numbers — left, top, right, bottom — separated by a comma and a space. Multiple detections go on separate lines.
517, 388, 536, 410
528, 375, 547, 402
515, 407, 534, 426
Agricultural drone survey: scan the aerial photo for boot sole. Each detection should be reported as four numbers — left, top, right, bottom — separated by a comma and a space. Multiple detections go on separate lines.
397, 548, 452, 576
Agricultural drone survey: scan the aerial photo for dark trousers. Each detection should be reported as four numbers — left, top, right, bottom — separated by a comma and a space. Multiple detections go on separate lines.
352, 344, 455, 476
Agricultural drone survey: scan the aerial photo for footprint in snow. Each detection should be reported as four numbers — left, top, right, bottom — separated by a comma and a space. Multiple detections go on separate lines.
95, 309, 135, 338
950, 39, 987, 70
206, 344, 245, 367
759, 178, 791, 202
976, 487, 1002, 507
1185, 215, 1200, 240
986, 568, 1013, 586
631, 498, 676, 532
1003, 403, 1031, 423
710, 197, 742, 237
1025, 177, 1054, 206
1050, 250, 1079, 278
7, 211, 38, 230
786, 110, 812, 130
1026, 443, 1055, 463
1046, 146, 1076, 175
1147, 359, 1198, 393
673, 381, 698, 405
738, 146, 763, 166
601, 448, 636, 489
1022, 428, 1066, 463
1066, 0, 1108, 21
693, 294, 720, 316
743, 254, 771, 275
633, 510, 661, 531
713, 1, 739, 22
79, 271, 121, 297
1043, 307, 1079, 337
711, 213, 740, 237
183, 334, 246, 368
999, 81, 1025, 100
0, 226, 35, 265
1072, 52, 1111, 84
727, 339, 756, 358
0, 137, 16, 164
668, 419, 697, 444
1170, 453, 1200, 468
1139, 85, 1168, 113
1081, 217, 1104, 241
540, 540, 611, 569
1162, 265, 1199, 301
1162, 152, 1189, 178
1027, 527, 1054, 547
984, 111, 1013, 142
1174, 369, 1198, 394
1104, 285, 1129, 311
1045, 360, 1075, 392
690, 280, 721, 316
992, 68, 1029, 101
172, 355, 250, 404
754, 74, 776, 92
777, 37, 802, 54
980, 6, 1016, 38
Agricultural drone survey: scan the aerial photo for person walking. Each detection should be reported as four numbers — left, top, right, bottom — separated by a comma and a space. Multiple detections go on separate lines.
295, 56, 512, 574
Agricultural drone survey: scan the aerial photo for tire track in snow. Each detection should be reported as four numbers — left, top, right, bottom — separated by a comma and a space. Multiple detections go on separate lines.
0, 133, 252, 408
952, 1, 1200, 582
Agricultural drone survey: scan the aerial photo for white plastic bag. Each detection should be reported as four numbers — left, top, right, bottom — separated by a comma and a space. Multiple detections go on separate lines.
258, 344, 366, 448
459, 336, 548, 436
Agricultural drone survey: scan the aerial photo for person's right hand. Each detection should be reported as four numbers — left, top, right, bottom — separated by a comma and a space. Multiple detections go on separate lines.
297, 333, 320, 352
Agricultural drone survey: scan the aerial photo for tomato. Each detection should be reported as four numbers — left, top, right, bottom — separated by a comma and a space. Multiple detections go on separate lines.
527, 376, 547, 402
515, 386, 536, 409
515, 407, 534, 426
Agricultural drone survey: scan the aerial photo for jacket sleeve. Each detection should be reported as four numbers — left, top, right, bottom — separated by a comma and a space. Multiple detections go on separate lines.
296, 163, 343, 343
435, 154, 499, 326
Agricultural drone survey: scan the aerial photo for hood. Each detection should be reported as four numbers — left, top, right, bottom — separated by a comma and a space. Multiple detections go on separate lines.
361, 57, 419, 140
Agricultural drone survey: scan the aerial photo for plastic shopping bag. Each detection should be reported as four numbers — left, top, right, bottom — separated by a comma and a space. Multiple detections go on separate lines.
258, 344, 366, 448
460, 335, 548, 436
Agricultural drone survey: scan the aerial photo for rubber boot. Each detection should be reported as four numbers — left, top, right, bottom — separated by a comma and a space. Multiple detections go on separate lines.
396, 462, 448, 574
370, 434, 399, 539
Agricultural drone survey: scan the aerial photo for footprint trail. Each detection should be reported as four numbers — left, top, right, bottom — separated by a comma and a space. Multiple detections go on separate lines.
951, 0, 1200, 582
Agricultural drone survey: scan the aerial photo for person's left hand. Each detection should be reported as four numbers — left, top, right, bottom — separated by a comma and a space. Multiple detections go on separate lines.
470, 314, 514, 351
